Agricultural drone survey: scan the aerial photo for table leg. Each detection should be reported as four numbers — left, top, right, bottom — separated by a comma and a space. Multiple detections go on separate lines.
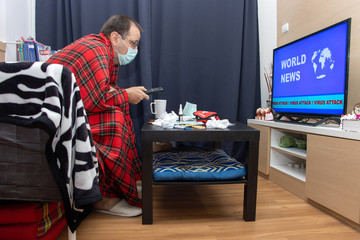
142, 140, 153, 224
243, 140, 259, 221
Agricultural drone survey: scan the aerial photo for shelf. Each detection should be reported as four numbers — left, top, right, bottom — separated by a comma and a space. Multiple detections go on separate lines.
153, 179, 247, 185
270, 147, 306, 181
270, 164, 306, 182
271, 145, 306, 159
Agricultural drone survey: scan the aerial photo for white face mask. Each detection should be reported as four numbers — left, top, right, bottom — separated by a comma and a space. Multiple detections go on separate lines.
115, 38, 138, 65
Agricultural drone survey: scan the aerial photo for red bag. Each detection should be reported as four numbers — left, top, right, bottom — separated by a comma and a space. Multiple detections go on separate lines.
193, 111, 219, 123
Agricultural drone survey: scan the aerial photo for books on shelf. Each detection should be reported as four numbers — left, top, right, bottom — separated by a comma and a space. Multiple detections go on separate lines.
34, 43, 53, 62
16, 42, 23, 61
16, 37, 55, 62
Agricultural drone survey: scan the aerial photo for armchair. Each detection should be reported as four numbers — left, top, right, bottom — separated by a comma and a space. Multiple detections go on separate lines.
0, 62, 102, 239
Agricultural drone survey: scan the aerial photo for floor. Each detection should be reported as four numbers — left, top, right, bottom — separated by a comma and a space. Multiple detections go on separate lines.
57, 177, 360, 240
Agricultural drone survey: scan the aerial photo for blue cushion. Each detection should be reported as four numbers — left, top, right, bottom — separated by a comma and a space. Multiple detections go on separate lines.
153, 149, 246, 181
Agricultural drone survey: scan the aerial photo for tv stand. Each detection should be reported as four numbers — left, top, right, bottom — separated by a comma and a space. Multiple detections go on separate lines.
247, 119, 360, 229
274, 115, 340, 126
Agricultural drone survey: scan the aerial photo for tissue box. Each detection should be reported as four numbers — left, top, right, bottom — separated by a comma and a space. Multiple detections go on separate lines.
342, 119, 360, 133
0, 41, 5, 62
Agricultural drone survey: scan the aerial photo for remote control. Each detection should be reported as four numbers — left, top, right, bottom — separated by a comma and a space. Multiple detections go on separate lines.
145, 87, 164, 95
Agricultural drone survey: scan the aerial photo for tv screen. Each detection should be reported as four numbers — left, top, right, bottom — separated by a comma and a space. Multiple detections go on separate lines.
271, 18, 351, 124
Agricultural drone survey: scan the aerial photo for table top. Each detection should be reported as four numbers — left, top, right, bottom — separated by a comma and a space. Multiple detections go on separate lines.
141, 122, 259, 142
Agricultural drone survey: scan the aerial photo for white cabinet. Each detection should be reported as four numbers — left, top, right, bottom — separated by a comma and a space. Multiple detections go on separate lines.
247, 119, 360, 226
306, 134, 360, 224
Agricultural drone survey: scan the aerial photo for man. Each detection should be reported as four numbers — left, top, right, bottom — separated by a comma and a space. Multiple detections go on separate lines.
47, 15, 148, 217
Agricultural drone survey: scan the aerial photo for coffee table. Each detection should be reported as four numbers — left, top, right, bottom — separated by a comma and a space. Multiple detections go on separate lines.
141, 122, 259, 224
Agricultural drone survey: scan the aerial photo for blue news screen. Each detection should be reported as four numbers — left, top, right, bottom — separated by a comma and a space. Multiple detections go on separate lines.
272, 19, 350, 116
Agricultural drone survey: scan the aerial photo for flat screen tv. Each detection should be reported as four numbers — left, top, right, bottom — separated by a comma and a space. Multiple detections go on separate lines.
271, 18, 351, 126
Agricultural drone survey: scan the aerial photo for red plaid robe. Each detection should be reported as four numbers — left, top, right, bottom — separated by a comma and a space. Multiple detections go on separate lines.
47, 33, 142, 207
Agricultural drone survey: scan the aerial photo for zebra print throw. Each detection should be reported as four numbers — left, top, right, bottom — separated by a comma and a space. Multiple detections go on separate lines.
0, 62, 102, 232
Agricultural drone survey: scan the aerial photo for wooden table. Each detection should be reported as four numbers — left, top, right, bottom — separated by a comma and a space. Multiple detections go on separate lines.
141, 122, 259, 224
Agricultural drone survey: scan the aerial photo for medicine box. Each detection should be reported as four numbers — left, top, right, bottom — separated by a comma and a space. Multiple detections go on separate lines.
342, 119, 360, 133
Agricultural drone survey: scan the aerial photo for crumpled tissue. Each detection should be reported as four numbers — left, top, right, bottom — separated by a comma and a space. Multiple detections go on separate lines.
152, 110, 196, 128
152, 111, 178, 128
206, 117, 233, 129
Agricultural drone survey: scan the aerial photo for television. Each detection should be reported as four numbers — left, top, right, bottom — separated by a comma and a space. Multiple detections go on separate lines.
271, 18, 351, 126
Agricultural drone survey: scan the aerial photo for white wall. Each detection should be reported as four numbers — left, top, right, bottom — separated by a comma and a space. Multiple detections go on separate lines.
0, 0, 35, 61
258, 0, 277, 107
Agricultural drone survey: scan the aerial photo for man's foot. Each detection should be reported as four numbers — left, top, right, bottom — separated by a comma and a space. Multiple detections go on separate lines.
94, 197, 121, 211
95, 199, 142, 217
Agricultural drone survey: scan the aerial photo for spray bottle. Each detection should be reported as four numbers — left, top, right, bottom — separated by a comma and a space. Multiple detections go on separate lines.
178, 104, 183, 121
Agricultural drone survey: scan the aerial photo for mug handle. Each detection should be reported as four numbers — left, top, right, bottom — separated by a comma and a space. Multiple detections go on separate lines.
150, 102, 156, 114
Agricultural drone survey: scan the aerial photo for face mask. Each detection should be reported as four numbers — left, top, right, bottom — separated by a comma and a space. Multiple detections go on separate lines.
183, 102, 197, 116
115, 38, 138, 65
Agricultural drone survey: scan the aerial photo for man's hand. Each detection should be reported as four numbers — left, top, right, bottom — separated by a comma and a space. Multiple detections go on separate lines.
125, 86, 150, 104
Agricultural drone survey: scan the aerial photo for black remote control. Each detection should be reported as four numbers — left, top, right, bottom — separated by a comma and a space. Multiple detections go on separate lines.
145, 87, 164, 95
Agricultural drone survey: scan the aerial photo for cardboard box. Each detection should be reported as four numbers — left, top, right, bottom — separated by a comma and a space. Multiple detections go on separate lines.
0, 41, 5, 62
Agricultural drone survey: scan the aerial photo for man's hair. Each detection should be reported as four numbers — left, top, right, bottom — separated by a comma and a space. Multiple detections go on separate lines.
100, 15, 143, 38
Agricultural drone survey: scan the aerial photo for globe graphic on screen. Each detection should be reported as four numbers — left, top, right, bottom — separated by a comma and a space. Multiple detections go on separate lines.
311, 48, 335, 79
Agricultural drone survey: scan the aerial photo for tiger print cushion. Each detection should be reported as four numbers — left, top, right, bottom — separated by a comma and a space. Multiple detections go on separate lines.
153, 149, 246, 181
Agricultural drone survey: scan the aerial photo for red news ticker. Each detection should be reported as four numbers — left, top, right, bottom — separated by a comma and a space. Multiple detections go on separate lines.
273, 100, 343, 105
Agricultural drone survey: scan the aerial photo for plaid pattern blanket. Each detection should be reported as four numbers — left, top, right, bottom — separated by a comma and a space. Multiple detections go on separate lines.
37, 202, 64, 237
0, 201, 66, 240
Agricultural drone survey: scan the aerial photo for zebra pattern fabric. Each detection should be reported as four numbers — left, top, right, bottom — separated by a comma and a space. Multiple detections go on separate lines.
0, 62, 102, 232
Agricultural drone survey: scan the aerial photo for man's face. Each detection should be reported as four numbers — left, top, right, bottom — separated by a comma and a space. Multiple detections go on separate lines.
113, 23, 141, 65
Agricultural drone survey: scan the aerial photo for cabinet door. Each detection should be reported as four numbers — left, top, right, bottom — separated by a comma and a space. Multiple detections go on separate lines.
248, 124, 270, 175
306, 134, 360, 223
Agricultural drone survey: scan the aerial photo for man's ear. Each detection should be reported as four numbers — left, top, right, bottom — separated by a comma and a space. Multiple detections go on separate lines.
109, 31, 120, 45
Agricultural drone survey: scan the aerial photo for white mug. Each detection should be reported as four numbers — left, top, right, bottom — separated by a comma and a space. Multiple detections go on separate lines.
150, 99, 167, 118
